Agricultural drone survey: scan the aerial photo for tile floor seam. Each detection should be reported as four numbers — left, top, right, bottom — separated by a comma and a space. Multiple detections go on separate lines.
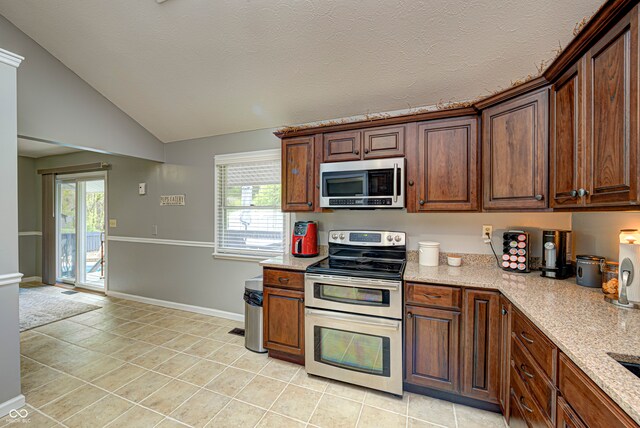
252, 365, 299, 427
453, 402, 459, 428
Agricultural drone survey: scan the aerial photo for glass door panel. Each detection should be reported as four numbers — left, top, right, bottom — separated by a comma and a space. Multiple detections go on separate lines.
80, 179, 105, 288
56, 181, 77, 283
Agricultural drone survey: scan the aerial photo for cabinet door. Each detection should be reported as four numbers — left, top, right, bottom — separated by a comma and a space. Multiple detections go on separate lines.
499, 295, 512, 417
323, 130, 362, 162
263, 286, 304, 356
405, 305, 460, 392
509, 388, 530, 428
557, 397, 587, 428
550, 62, 584, 209
362, 125, 405, 159
415, 117, 478, 211
584, 7, 639, 207
482, 89, 549, 210
282, 137, 315, 212
461, 289, 500, 403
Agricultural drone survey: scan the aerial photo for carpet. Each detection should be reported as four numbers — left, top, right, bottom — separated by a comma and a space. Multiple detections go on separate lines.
19, 285, 101, 331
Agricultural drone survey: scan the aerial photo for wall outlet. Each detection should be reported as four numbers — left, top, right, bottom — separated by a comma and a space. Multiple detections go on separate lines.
482, 225, 493, 240
109, 219, 117, 228
139, 182, 147, 195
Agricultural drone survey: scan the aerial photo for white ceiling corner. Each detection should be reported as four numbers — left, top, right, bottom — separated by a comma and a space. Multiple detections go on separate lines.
0, 0, 604, 143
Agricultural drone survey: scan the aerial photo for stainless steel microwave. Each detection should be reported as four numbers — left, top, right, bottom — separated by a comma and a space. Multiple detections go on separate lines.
319, 157, 405, 209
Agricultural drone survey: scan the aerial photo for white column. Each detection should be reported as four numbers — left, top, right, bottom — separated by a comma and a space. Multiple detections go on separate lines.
0, 47, 25, 417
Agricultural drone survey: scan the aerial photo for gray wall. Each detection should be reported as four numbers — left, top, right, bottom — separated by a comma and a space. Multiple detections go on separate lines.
572, 212, 640, 260
18, 156, 40, 278
0, 54, 23, 411
0, 15, 164, 162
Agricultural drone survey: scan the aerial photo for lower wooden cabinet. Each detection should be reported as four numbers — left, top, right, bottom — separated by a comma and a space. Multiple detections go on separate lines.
263, 286, 304, 359
556, 396, 586, 428
405, 305, 460, 392
461, 289, 500, 403
499, 295, 512, 417
509, 388, 530, 428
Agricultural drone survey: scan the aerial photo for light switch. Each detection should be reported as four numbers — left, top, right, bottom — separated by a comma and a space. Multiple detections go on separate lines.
109, 219, 117, 228
139, 183, 146, 195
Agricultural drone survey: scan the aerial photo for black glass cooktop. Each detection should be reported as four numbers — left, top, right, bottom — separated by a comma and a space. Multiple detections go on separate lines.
306, 257, 405, 280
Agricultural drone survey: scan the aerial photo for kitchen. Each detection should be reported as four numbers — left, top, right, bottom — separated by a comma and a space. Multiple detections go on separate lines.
256, 0, 640, 426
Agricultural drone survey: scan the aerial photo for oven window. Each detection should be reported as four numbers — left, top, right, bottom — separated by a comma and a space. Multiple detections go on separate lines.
314, 326, 390, 376
315, 284, 389, 307
322, 172, 366, 197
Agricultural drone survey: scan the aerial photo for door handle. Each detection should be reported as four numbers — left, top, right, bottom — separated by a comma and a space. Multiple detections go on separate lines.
519, 396, 534, 413
422, 294, 442, 299
520, 364, 535, 379
306, 308, 401, 331
393, 163, 399, 203
520, 331, 534, 344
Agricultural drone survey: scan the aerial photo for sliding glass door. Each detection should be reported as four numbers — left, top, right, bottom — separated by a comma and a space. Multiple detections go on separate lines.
56, 173, 106, 289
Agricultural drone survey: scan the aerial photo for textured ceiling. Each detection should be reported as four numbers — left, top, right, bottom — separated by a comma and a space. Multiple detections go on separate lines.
0, 0, 603, 143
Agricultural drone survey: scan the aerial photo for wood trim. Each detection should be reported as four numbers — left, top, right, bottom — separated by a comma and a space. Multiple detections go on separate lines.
544, 0, 638, 81
474, 76, 550, 110
274, 107, 478, 138
37, 162, 111, 175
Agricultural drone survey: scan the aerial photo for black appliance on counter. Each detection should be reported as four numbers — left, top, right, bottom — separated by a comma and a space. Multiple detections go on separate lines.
540, 230, 573, 279
501, 230, 531, 273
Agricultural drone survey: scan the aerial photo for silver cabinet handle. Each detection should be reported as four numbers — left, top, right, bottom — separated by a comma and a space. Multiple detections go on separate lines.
306, 308, 400, 331
393, 163, 398, 203
577, 188, 589, 197
534, 194, 544, 201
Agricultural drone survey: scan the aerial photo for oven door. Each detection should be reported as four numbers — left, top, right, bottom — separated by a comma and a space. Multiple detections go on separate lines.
304, 308, 402, 395
305, 273, 402, 318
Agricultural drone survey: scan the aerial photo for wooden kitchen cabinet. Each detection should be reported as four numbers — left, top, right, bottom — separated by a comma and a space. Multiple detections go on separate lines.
323, 125, 406, 162
263, 286, 305, 361
405, 305, 460, 393
482, 88, 549, 210
413, 116, 478, 211
556, 396, 587, 428
499, 295, 512, 418
282, 136, 317, 212
461, 289, 500, 403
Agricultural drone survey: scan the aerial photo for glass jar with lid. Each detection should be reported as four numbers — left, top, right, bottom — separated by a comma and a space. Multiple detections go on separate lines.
601, 261, 619, 298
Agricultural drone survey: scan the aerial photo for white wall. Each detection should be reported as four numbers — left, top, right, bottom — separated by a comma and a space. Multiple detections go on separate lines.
0, 15, 164, 162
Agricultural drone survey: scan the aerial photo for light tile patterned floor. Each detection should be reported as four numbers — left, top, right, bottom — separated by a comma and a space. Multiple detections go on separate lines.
2, 288, 508, 428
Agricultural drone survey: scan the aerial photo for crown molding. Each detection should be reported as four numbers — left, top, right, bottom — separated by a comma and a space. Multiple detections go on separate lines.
0, 48, 24, 68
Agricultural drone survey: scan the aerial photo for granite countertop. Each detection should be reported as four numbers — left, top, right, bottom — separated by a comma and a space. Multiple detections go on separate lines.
260, 254, 326, 271
405, 261, 640, 425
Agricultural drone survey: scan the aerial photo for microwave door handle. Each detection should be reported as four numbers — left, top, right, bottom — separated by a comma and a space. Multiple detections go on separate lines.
393, 163, 398, 203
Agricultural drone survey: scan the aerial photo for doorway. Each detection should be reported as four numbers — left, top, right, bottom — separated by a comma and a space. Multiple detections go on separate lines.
56, 172, 107, 291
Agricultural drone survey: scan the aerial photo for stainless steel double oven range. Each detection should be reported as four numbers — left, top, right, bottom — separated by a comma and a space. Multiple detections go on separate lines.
304, 230, 406, 395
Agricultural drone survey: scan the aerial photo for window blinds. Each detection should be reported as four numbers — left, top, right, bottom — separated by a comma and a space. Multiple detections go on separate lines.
214, 150, 286, 257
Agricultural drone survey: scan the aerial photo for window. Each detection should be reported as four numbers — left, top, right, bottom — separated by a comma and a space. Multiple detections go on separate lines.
214, 149, 287, 259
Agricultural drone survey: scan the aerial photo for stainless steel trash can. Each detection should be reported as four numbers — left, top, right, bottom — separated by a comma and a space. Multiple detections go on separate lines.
244, 275, 267, 353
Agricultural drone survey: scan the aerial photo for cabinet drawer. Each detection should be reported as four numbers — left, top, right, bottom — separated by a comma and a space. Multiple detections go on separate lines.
510, 362, 552, 428
511, 335, 555, 421
406, 283, 461, 310
512, 308, 557, 381
263, 268, 305, 290
558, 353, 637, 428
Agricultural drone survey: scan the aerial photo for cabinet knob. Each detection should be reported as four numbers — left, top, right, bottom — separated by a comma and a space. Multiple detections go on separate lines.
569, 189, 578, 198
418, 200, 425, 206
534, 194, 544, 201
307, 201, 313, 207
408, 180, 414, 186
406, 312, 413, 319
501, 308, 507, 316
364, 148, 369, 154
577, 188, 589, 197
354, 149, 360, 155
316, 184, 320, 189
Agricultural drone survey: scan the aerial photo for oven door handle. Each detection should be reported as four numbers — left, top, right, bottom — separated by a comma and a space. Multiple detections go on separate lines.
393, 162, 398, 203
305, 308, 401, 331
305, 274, 400, 291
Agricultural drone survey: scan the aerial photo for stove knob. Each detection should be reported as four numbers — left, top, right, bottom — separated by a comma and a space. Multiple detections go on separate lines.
339, 233, 345, 240
386, 235, 393, 242
394, 235, 402, 242
331, 233, 338, 240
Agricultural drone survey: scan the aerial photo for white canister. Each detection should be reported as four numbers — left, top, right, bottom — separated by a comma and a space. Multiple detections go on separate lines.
419, 241, 440, 267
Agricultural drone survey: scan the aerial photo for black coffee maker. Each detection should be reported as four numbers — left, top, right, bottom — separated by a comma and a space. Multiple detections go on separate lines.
540, 230, 573, 279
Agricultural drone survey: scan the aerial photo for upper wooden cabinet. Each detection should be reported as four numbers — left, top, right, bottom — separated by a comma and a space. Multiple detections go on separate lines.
551, 6, 640, 209
323, 125, 406, 162
482, 88, 549, 210
281, 136, 317, 212
412, 117, 478, 211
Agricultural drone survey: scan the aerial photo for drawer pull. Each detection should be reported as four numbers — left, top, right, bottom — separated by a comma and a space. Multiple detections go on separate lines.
520, 364, 534, 379
422, 294, 442, 299
278, 277, 290, 284
519, 396, 534, 413
520, 331, 534, 344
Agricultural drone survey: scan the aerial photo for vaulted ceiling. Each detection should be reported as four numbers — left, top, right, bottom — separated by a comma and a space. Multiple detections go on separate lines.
0, 0, 603, 143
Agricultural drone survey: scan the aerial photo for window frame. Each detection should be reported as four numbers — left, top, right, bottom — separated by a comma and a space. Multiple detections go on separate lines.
213, 149, 289, 261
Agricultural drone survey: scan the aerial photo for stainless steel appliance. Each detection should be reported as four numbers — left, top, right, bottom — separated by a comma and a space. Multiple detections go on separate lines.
305, 230, 406, 395
575, 255, 605, 288
243, 276, 267, 353
540, 230, 573, 279
319, 158, 405, 209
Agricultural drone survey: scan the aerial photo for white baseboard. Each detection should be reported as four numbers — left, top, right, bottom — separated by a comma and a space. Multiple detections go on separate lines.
106, 290, 244, 322
0, 394, 25, 418
21, 276, 42, 283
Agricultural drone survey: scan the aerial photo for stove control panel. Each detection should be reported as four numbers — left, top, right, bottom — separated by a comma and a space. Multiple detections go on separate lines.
329, 230, 405, 246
